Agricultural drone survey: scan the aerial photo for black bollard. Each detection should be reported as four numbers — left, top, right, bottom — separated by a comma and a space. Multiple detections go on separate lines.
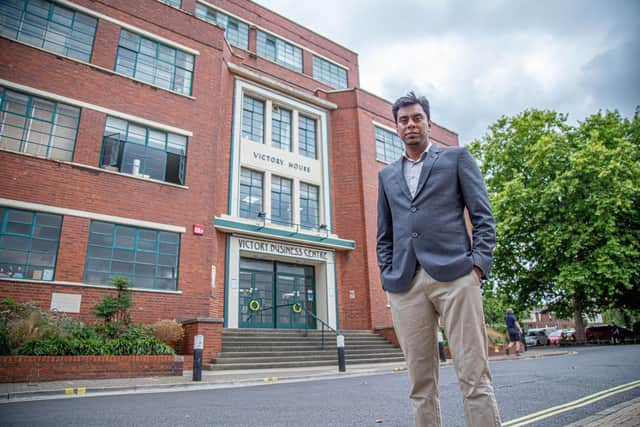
337, 334, 346, 372
193, 334, 203, 382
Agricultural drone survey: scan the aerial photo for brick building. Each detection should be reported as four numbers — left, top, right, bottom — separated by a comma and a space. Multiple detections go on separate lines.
0, 0, 458, 361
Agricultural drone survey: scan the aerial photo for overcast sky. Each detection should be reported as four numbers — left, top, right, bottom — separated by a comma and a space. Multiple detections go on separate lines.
254, 0, 639, 144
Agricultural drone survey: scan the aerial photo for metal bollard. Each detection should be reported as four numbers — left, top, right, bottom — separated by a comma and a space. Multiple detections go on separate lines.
193, 334, 204, 382
337, 334, 346, 372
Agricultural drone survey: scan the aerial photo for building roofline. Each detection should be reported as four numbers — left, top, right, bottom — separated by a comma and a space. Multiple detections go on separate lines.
247, 0, 359, 57
227, 62, 338, 109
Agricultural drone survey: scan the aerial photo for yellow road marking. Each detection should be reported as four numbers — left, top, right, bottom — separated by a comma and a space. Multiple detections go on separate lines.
502, 379, 640, 426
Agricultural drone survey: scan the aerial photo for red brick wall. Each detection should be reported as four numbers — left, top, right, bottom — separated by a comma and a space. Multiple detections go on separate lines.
325, 92, 371, 330
0, 0, 228, 326
0, 279, 207, 325
0, 355, 183, 383
375, 327, 400, 348
179, 320, 223, 364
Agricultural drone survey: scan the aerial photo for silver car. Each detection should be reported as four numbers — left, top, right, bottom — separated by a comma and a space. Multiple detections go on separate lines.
524, 328, 550, 346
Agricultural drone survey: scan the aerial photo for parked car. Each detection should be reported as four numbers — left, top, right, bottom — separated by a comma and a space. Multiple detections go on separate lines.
548, 329, 563, 345
524, 328, 551, 346
557, 329, 577, 345
586, 324, 633, 344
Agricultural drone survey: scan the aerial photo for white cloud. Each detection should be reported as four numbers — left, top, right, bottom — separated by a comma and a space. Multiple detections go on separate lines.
254, 0, 639, 143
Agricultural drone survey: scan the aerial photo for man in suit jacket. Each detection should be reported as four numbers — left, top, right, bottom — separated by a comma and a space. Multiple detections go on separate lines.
377, 91, 501, 427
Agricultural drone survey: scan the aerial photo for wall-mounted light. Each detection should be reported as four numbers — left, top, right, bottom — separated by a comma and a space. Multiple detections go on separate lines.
256, 212, 266, 229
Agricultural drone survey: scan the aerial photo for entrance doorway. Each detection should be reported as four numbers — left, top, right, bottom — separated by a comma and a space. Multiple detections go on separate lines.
238, 258, 316, 329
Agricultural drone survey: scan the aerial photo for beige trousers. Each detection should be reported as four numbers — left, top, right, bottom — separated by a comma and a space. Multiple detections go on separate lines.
388, 268, 501, 427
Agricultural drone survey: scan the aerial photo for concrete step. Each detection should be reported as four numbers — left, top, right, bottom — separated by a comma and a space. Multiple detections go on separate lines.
222, 337, 388, 345
222, 328, 378, 336
217, 348, 402, 358
211, 328, 400, 370
214, 352, 403, 364
221, 344, 395, 352
204, 356, 406, 370
222, 330, 387, 338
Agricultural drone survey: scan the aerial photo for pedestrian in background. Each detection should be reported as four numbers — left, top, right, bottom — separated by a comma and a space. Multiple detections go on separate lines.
377, 91, 501, 427
505, 308, 523, 356
437, 328, 446, 363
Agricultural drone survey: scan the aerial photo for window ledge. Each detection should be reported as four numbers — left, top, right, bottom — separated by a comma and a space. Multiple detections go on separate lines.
376, 157, 393, 165
155, 0, 185, 12
0, 36, 196, 100
0, 277, 183, 294
0, 148, 189, 190
75, 163, 190, 189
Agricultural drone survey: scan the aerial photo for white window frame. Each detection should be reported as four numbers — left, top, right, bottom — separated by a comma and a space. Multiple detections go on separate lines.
230, 80, 331, 233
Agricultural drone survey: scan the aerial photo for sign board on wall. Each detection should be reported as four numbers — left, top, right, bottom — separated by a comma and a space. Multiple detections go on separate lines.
237, 237, 329, 261
193, 224, 204, 235
240, 143, 322, 183
50, 293, 82, 313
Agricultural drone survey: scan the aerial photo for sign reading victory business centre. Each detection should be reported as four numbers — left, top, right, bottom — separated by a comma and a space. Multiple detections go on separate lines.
238, 238, 329, 261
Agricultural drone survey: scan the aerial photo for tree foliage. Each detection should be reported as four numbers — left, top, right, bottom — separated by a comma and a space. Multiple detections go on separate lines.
470, 108, 640, 325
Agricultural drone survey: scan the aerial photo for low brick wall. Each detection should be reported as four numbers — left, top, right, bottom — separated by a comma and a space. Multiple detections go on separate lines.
0, 355, 183, 383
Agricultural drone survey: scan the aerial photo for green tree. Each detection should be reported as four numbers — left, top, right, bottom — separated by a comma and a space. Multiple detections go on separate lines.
469, 108, 640, 340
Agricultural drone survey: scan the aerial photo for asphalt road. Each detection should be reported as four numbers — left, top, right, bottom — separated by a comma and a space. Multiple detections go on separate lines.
1, 345, 639, 426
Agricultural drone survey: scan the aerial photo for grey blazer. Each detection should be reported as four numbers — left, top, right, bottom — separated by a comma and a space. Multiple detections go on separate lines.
376, 146, 496, 292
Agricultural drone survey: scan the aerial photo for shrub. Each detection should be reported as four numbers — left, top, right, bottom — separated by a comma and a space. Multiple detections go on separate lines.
1, 295, 175, 356
152, 319, 184, 345
0, 298, 87, 355
16, 329, 174, 356
94, 277, 132, 337
486, 327, 506, 345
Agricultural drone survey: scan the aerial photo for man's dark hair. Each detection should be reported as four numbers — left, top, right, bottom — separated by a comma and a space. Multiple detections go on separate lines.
392, 91, 431, 123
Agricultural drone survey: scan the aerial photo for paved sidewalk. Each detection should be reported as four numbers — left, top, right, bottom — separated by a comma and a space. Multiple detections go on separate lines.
566, 396, 640, 427
1, 350, 568, 402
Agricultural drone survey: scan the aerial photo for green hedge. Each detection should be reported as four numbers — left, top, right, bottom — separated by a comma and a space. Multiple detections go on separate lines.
17, 336, 174, 356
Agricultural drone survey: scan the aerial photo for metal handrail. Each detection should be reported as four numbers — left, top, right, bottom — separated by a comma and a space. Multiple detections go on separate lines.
243, 302, 345, 371
244, 302, 339, 351
245, 302, 306, 324
303, 307, 339, 351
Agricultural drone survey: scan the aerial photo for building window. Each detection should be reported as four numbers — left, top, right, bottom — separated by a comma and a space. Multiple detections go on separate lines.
158, 0, 181, 7
375, 126, 403, 163
0, 87, 80, 161
256, 31, 302, 73
271, 106, 291, 151
115, 29, 194, 95
299, 183, 319, 230
270, 176, 292, 226
0, 207, 62, 281
239, 168, 264, 219
0, 0, 97, 62
194, 3, 249, 50
242, 96, 264, 143
100, 117, 187, 185
312, 56, 348, 89
298, 115, 317, 159
84, 221, 179, 290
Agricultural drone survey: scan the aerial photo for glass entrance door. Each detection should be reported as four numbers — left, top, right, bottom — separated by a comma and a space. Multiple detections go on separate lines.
238, 258, 315, 329
238, 258, 274, 328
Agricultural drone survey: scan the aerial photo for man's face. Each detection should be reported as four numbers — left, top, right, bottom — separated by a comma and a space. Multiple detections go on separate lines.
396, 103, 431, 148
